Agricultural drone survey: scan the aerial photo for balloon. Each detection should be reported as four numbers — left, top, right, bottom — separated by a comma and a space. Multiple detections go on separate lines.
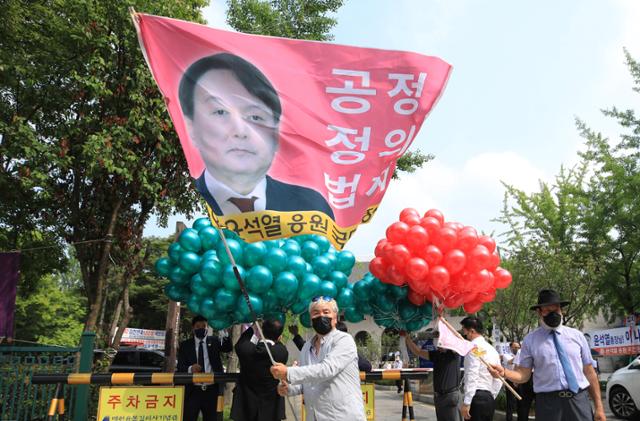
356, 301, 373, 315
374, 314, 395, 328
186, 294, 201, 314
407, 289, 427, 306
419, 216, 442, 237
406, 257, 429, 282
398, 299, 419, 321
169, 266, 190, 285
168, 242, 183, 263
433, 227, 457, 253
312, 256, 333, 278
388, 285, 408, 300
264, 312, 286, 325
419, 245, 444, 267
299, 273, 321, 300
164, 284, 189, 302
390, 244, 411, 268
192, 217, 212, 232
262, 289, 280, 313
386, 265, 406, 286
407, 275, 431, 296
236, 294, 264, 318
405, 319, 426, 332
200, 259, 223, 289
246, 265, 274, 294
179, 251, 202, 274
300, 312, 312, 328
179, 228, 202, 252
263, 248, 288, 274
463, 300, 483, 314
420, 302, 433, 318
337, 287, 355, 309
155, 258, 173, 277
353, 278, 372, 301
312, 235, 331, 254
217, 239, 244, 266
424, 209, 445, 225
478, 235, 497, 253
199, 297, 217, 319
344, 307, 365, 323
209, 316, 232, 330
213, 288, 238, 312
406, 225, 430, 251
301, 241, 321, 261
478, 288, 496, 303
443, 249, 467, 275
222, 265, 245, 292
199, 227, 220, 250
386, 221, 410, 243
374, 239, 388, 257
243, 242, 268, 267
328, 271, 348, 291
291, 300, 308, 315
443, 293, 465, 309
318, 281, 338, 298
487, 253, 501, 271
335, 251, 356, 274
370, 278, 388, 296
274, 271, 299, 303
190, 274, 210, 297
281, 240, 302, 256
456, 227, 478, 251
467, 245, 491, 271
399, 208, 420, 221
286, 255, 307, 278
374, 294, 395, 312
427, 265, 450, 296
494, 268, 512, 289
369, 257, 388, 281
202, 249, 218, 261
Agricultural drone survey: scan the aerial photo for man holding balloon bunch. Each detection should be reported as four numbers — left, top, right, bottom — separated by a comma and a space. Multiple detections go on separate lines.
270, 297, 366, 421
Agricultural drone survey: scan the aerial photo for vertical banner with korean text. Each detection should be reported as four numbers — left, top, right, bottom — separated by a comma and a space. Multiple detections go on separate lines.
134, 13, 451, 249
0, 252, 20, 340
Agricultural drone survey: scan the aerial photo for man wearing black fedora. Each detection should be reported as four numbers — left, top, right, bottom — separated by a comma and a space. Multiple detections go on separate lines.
489, 289, 605, 421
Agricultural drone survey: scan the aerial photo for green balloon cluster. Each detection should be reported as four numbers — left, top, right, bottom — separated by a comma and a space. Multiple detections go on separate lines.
155, 218, 357, 330
348, 273, 432, 332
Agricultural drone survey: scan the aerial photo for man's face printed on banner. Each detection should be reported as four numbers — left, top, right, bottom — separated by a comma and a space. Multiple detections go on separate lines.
186, 69, 279, 192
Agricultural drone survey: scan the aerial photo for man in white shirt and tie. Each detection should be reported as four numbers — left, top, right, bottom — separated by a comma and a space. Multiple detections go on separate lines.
460, 316, 502, 421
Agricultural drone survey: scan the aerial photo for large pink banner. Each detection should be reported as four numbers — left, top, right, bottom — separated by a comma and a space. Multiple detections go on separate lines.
135, 13, 451, 248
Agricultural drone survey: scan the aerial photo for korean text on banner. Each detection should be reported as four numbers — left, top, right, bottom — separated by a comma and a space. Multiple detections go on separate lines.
133, 13, 451, 249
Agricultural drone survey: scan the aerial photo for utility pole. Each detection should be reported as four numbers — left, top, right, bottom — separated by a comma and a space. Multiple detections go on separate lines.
164, 221, 186, 371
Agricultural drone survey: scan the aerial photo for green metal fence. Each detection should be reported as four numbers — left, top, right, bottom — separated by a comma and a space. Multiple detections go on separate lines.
0, 332, 94, 421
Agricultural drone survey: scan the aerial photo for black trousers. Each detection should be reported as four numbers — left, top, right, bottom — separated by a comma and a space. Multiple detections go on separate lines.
517, 378, 535, 421
470, 390, 495, 421
434, 390, 461, 421
183, 386, 218, 421
505, 380, 518, 421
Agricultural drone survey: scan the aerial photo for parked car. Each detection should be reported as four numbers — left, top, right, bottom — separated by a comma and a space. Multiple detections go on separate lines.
108, 347, 166, 373
607, 355, 640, 419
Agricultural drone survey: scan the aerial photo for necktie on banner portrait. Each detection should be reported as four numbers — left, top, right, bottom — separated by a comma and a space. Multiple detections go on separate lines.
133, 13, 452, 249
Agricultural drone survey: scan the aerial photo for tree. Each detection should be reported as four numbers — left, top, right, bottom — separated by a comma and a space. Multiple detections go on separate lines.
577, 50, 640, 318
1, 0, 207, 339
489, 165, 601, 337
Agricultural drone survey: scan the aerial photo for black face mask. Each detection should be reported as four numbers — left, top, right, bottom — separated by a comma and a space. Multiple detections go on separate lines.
194, 328, 207, 339
543, 311, 562, 328
312, 316, 333, 335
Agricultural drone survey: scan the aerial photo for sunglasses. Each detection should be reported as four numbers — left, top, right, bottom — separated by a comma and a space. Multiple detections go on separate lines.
311, 296, 334, 302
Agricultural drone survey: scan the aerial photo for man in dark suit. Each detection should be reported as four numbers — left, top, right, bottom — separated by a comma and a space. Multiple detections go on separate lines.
177, 315, 232, 421
231, 319, 289, 421
179, 53, 334, 220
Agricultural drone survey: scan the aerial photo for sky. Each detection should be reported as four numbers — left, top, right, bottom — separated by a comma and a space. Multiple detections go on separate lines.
144, 0, 640, 260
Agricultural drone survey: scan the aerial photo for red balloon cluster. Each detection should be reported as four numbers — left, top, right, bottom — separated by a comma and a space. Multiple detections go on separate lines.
369, 208, 512, 314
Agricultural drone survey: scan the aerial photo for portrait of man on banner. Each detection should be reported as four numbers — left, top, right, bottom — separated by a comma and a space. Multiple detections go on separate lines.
178, 53, 335, 220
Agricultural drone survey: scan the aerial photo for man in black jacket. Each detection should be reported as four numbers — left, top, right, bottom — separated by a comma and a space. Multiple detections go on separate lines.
231, 319, 289, 421
177, 315, 232, 421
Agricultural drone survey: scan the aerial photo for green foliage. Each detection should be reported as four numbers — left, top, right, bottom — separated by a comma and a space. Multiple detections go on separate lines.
0, 0, 208, 332
14, 272, 87, 346
394, 150, 435, 179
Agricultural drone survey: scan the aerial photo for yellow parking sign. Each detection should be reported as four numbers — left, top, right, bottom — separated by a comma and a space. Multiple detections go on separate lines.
96, 386, 184, 420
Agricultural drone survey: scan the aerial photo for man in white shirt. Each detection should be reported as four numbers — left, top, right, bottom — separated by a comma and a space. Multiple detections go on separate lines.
460, 316, 502, 421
